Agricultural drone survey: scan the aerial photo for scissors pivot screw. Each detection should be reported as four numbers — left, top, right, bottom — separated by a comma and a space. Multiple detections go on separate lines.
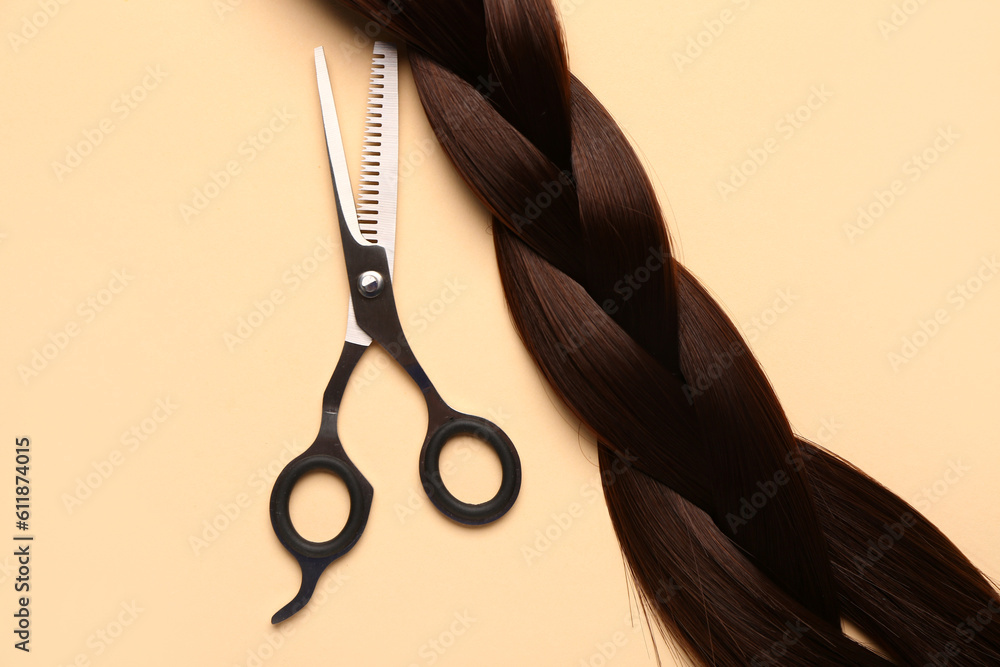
357, 271, 385, 298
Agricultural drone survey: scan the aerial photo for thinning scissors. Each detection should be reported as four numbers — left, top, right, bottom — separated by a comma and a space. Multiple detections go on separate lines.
268, 43, 521, 623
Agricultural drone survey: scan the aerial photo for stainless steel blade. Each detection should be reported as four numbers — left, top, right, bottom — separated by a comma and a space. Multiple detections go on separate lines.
355, 41, 399, 277
315, 46, 366, 247
314, 46, 371, 347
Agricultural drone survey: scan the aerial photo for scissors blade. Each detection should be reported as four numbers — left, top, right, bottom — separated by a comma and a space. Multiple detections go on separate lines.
315, 47, 367, 247
356, 41, 399, 277
315, 46, 372, 347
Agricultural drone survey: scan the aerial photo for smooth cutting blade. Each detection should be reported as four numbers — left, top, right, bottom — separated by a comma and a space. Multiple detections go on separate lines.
315, 46, 366, 247
356, 41, 399, 277
315, 46, 371, 346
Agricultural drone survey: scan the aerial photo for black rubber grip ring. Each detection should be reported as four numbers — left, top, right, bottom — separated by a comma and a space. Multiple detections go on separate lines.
269, 454, 369, 560
420, 418, 520, 525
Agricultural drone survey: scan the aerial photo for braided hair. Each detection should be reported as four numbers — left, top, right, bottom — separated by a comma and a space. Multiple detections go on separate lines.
323, 1, 1000, 663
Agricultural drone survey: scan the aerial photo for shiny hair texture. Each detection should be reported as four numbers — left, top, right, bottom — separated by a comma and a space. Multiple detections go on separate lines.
321, 1, 1000, 664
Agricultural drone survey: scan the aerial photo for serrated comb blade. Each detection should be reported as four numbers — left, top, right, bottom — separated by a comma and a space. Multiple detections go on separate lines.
356, 41, 399, 277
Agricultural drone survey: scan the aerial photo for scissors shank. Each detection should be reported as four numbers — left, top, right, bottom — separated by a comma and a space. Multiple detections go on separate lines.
319, 340, 369, 435
337, 233, 425, 380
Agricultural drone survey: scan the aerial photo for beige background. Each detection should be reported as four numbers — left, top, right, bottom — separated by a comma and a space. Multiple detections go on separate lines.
2, 1, 998, 665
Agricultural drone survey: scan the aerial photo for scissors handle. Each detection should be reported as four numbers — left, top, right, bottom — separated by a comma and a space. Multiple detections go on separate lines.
338, 236, 522, 524
419, 395, 521, 525
268, 342, 372, 624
